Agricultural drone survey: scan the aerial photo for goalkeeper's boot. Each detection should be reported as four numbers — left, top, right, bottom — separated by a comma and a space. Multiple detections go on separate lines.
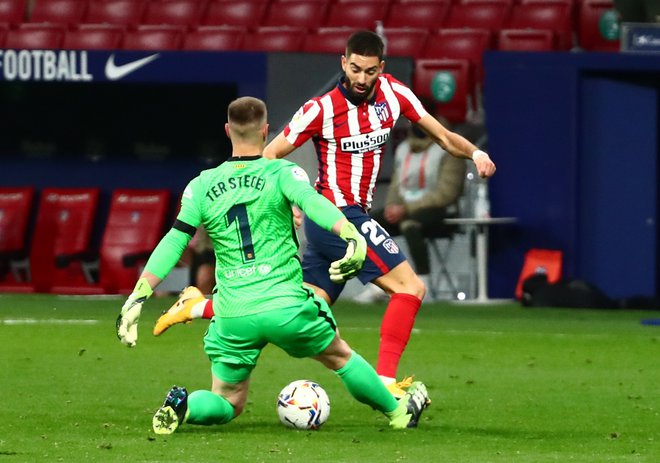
388, 381, 430, 430
153, 286, 205, 336
153, 386, 189, 435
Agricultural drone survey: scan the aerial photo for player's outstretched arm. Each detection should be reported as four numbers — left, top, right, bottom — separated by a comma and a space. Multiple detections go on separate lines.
328, 220, 367, 283
416, 114, 496, 178
117, 272, 161, 347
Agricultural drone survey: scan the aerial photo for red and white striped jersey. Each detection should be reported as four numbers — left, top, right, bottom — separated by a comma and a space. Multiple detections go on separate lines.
283, 73, 428, 210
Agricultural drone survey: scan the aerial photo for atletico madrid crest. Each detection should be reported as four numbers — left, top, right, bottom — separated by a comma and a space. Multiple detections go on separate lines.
374, 101, 390, 122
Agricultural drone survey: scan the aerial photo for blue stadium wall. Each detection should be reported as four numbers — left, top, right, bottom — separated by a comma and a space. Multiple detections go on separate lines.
484, 51, 660, 299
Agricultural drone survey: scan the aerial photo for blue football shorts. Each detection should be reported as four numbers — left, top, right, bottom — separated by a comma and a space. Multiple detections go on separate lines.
302, 205, 407, 302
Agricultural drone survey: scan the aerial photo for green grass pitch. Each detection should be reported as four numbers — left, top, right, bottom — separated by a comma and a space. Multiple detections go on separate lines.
1, 293, 659, 462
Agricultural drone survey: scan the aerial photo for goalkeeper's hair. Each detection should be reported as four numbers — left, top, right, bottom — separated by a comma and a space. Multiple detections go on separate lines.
227, 96, 267, 141
346, 30, 384, 61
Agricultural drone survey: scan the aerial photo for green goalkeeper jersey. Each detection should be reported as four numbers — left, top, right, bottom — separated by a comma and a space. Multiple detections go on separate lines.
145, 156, 344, 318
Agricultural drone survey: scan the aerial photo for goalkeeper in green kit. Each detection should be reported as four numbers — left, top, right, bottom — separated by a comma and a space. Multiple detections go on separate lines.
116, 97, 429, 433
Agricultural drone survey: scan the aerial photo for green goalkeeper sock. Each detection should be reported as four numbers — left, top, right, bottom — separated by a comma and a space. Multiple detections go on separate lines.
186, 390, 235, 425
335, 352, 399, 414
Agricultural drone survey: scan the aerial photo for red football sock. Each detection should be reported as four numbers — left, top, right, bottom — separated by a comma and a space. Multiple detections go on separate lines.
376, 293, 421, 379
202, 299, 214, 319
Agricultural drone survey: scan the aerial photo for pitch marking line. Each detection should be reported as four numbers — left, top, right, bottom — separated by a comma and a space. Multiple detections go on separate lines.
1, 319, 100, 325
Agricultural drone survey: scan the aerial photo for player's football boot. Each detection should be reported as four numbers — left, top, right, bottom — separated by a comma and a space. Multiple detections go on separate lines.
388, 375, 432, 406
388, 381, 430, 429
153, 386, 189, 435
386, 375, 414, 400
153, 286, 205, 336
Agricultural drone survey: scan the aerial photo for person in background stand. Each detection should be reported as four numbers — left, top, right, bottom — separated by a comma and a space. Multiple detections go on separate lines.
363, 119, 467, 302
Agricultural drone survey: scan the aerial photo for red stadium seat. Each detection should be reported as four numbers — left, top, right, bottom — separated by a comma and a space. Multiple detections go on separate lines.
507, 0, 574, 50
142, 0, 207, 27
303, 26, 355, 54
0, 25, 7, 47
262, 0, 329, 30
242, 26, 305, 52
384, 0, 451, 30
5, 23, 66, 49
30, 188, 101, 294
0, 187, 34, 292
325, 0, 390, 29
122, 24, 184, 50
383, 27, 429, 58
202, 0, 269, 28
0, 0, 27, 25
445, 0, 512, 33
414, 58, 472, 123
84, 0, 147, 26
422, 28, 491, 86
99, 189, 171, 294
497, 28, 555, 50
63, 23, 125, 50
30, 0, 87, 26
182, 25, 246, 51
578, 0, 620, 51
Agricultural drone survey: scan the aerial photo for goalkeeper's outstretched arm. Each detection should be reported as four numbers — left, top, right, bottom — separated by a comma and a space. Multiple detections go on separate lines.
116, 225, 192, 347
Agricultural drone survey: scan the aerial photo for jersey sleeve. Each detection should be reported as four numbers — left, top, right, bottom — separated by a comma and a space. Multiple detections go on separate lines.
276, 161, 344, 231
282, 99, 323, 148
389, 75, 429, 123
143, 176, 203, 279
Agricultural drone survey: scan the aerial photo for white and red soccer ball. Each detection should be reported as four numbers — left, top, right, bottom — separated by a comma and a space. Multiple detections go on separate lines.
277, 380, 330, 430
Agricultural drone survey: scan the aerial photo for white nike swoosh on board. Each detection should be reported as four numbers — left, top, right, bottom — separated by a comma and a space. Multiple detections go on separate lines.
105, 53, 160, 81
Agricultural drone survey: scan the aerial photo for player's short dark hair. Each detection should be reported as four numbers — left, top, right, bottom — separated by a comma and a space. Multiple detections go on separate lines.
227, 96, 267, 127
346, 30, 384, 61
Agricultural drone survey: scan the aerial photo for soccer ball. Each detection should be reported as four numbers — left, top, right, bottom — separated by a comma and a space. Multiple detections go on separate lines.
276, 380, 330, 430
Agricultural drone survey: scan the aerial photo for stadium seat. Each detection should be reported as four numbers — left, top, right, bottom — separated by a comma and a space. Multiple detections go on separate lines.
422, 28, 491, 87
4, 23, 66, 49
382, 27, 429, 58
63, 23, 125, 50
578, 0, 620, 51
30, 0, 87, 26
384, 0, 451, 30
507, 0, 574, 50
262, 0, 329, 30
0, 0, 26, 25
142, 0, 207, 27
324, 0, 390, 30
202, 0, 269, 28
182, 25, 246, 51
497, 28, 555, 51
0, 187, 34, 292
445, 0, 512, 34
30, 188, 101, 294
302, 26, 355, 54
242, 26, 306, 52
122, 24, 184, 50
98, 189, 171, 294
414, 58, 472, 123
84, 0, 147, 26
0, 25, 7, 47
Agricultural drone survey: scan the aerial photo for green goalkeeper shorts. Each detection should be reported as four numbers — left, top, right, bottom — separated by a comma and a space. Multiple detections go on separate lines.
204, 292, 338, 383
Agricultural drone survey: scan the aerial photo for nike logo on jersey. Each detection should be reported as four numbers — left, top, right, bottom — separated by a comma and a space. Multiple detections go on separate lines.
105, 53, 160, 81
340, 127, 391, 153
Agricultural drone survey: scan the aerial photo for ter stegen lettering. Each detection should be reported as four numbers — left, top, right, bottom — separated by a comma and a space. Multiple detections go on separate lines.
205, 174, 266, 201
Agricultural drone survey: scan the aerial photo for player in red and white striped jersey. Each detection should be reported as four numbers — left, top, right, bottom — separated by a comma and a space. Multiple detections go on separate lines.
263, 30, 496, 392
154, 30, 496, 398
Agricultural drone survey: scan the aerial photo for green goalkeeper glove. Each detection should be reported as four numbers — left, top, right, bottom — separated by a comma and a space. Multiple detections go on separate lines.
329, 222, 367, 283
116, 277, 153, 347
